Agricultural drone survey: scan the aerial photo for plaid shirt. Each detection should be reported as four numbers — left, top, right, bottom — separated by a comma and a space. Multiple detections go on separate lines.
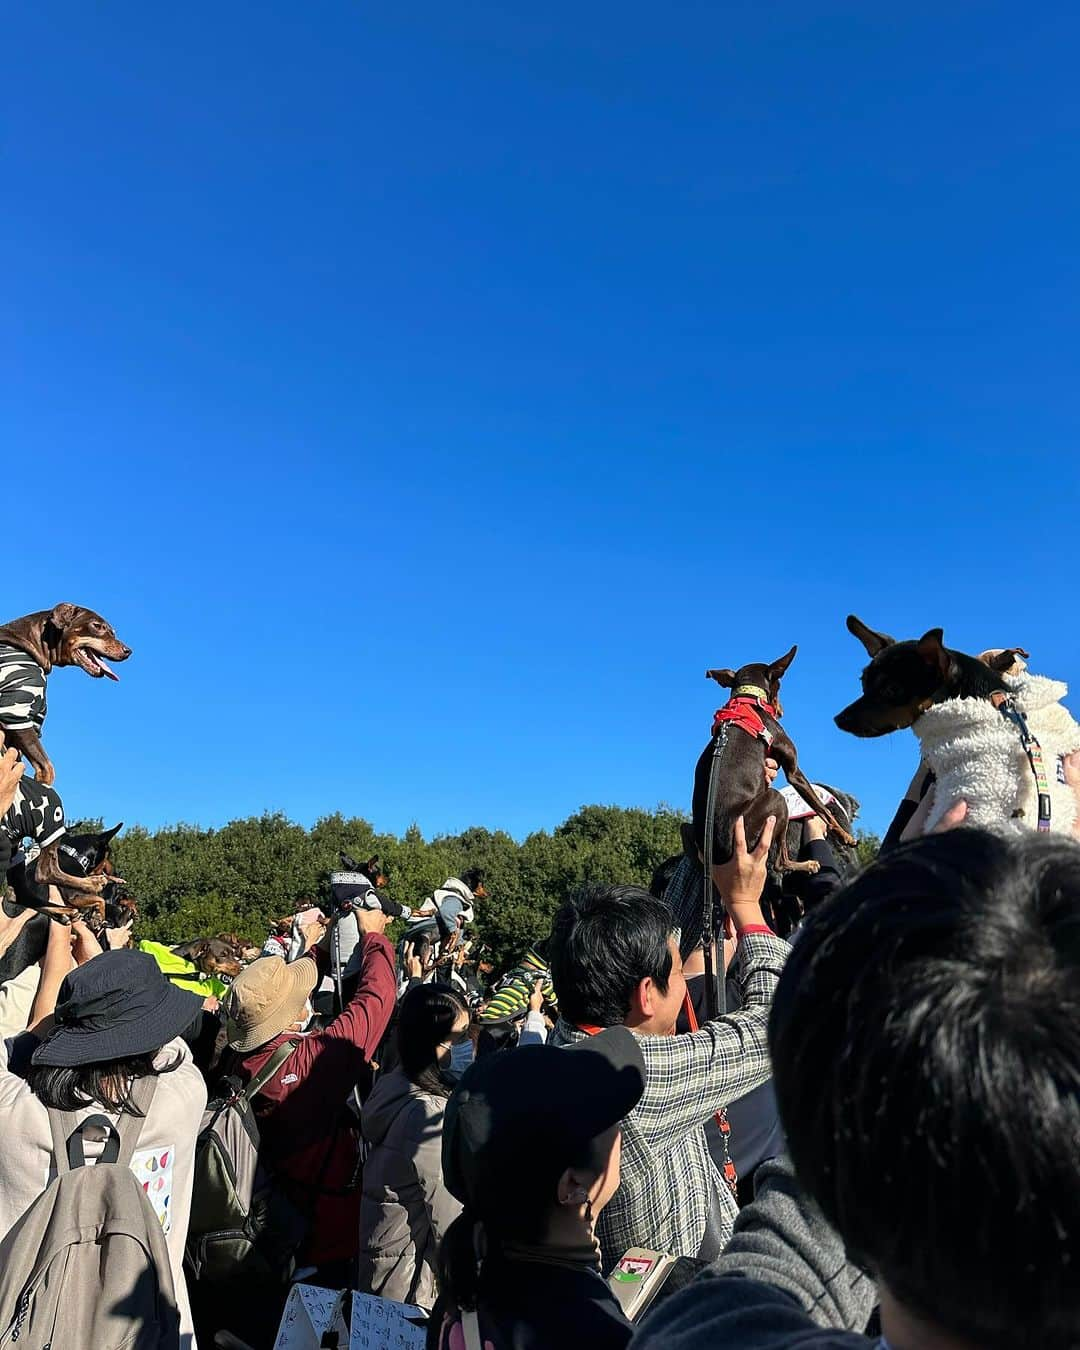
551, 932, 789, 1270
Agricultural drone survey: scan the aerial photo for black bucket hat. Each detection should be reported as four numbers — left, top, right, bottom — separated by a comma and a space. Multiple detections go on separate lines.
32, 949, 205, 1068
443, 1025, 646, 1216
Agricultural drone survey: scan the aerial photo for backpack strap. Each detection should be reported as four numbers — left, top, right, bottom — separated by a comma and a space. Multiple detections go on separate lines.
46, 1073, 160, 1174
243, 1040, 298, 1103
116, 1075, 159, 1168
461, 1309, 484, 1350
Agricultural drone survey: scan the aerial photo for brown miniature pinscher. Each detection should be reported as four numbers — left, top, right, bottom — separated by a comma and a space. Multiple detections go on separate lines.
693, 646, 856, 879
0, 605, 130, 909
0, 604, 131, 786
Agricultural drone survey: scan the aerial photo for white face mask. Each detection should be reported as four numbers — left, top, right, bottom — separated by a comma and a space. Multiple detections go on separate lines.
447, 1040, 474, 1080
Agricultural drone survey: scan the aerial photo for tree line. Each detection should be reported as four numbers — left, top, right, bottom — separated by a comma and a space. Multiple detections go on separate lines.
88, 806, 880, 970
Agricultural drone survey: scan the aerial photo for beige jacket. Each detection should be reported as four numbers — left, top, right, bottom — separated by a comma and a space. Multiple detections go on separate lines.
0, 1034, 208, 1349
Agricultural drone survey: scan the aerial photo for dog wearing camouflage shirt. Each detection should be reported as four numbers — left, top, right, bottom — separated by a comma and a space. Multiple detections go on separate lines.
0, 603, 131, 909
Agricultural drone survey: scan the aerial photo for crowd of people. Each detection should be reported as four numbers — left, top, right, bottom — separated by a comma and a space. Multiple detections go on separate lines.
0, 735, 1078, 1350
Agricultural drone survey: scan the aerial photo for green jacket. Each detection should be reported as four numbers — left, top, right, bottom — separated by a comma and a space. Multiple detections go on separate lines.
137, 940, 227, 1000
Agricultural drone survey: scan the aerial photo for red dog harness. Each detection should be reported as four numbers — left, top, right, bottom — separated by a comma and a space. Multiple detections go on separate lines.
712, 686, 777, 746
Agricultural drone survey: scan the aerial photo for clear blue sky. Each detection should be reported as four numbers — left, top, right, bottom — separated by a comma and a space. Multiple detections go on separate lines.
4, 3, 1078, 841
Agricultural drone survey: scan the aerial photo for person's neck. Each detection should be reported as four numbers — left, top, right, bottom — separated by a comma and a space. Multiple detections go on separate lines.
623, 1010, 668, 1037
879, 1286, 981, 1350
500, 1207, 600, 1273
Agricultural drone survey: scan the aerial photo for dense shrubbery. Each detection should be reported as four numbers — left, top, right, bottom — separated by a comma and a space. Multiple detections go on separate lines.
80, 807, 879, 969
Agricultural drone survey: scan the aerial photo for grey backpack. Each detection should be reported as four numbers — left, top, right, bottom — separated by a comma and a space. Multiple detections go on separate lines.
186, 1040, 307, 1286
0, 1076, 180, 1350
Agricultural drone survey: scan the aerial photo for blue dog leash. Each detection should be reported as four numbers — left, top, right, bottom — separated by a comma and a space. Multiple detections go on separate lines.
994, 694, 1052, 832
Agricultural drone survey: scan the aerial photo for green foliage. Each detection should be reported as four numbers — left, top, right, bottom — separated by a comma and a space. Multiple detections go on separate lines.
854, 830, 881, 868
107, 805, 688, 969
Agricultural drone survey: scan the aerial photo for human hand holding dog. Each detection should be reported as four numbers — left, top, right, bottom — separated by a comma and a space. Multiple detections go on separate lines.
298, 911, 328, 952
357, 906, 391, 936
0, 740, 25, 817
70, 921, 103, 966
1063, 751, 1080, 840
712, 814, 775, 928
106, 919, 134, 949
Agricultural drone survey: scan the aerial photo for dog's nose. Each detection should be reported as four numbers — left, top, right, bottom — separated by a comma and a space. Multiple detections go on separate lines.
120, 645, 132, 658
834, 709, 852, 731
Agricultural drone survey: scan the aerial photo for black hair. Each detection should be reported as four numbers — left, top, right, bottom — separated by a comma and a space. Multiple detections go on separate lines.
549, 883, 675, 1027
648, 853, 683, 901
29, 1050, 182, 1116
396, 983, 468, 1100
460, 869, 485, 893
770, 829, 1080, 1350
437, 1128, 610, 1311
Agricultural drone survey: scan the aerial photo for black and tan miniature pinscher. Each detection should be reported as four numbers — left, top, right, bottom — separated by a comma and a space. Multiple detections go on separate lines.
693, 646, 857, 878
341, 851, 389, 889
1, 822, 132, 984
170, 937, 246, 982
833, 615, 1023, 737
0, 605, 130, 908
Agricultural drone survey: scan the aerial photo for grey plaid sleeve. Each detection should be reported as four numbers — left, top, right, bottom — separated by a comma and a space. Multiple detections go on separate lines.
635, 933, 789, 1155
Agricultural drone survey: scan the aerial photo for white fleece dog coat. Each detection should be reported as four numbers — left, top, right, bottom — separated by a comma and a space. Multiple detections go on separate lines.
914, 672, 1080, 835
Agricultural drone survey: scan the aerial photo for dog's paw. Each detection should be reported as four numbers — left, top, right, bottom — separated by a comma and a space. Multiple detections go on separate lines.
804, 859, 821, 875
35, 764, 56, 787
76, 873, 113, 896
831, 826, 857, 848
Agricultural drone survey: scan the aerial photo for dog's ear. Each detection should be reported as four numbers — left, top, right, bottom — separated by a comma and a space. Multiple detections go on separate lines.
846, 615, 895, 657
706, 669, 737, 687
48, 603, 79, 631
101, 822, 123, 845
916, 628, 951, 677
768, 645, 797, 681
983, 647, 1030, 673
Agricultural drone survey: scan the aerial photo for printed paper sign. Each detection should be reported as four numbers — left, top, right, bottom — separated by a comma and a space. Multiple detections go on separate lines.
778, 784, 836, 821
131, 1144, 175, 1235
273, 1285, 347, 1350
350, 1291, 427, 1350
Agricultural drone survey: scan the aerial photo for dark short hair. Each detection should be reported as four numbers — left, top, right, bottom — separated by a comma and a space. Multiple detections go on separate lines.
770, 830, 1080, 1350
549, 883, 675, 1027
460, 869, 485, 893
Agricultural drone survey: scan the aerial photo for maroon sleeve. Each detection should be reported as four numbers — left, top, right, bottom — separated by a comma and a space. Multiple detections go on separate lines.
317, 932, 396, 1060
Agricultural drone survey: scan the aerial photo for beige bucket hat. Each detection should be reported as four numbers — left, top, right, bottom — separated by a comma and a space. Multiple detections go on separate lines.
224, 955, 319, 1052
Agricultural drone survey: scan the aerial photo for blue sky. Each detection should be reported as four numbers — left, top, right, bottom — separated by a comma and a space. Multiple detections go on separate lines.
3, 2, 1078, 841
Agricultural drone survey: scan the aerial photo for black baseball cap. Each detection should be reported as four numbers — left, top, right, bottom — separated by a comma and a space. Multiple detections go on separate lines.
32, 949, 204, 1068
443, 1026, 646, 1215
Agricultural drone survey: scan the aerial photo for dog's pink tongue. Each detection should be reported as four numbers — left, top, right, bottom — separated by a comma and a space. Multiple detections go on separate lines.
97, 656, 120, 682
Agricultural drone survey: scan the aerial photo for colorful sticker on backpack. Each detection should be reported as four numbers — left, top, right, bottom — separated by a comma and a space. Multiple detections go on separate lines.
131, 1145, 175, 1234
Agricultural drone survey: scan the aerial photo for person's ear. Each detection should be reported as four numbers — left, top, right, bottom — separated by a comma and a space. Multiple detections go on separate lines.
632, 975, 656, 1020
556, 1168, 590, 1207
